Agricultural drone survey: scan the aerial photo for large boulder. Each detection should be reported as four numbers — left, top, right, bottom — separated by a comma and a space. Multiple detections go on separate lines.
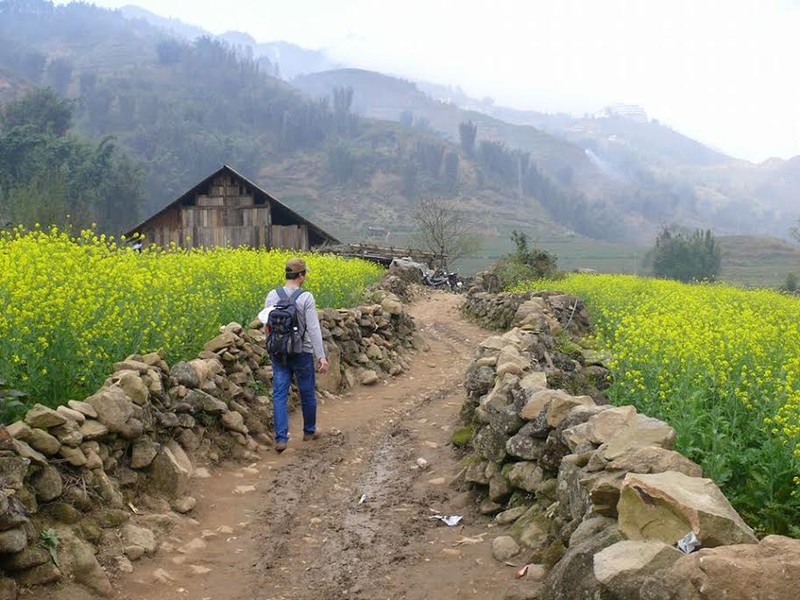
185, 389, 228, 414
593, 540, 683, 598
171, 361, 201, 388
606, 447, 703, 478
316, 343, 342, 393
585, 406, 638, 445
203, 331, 237, 354
380, 293, 404, 316
472, 426, 509, 463
542, 518, 623, 600
57, 528, 114, 597
86, 387, 134, 434
31, 465, 63, 502
506, 462, 544, 493
130, 438, 160, 470
506, 430, 547, 461
496, 344, 531, 378
148, 441, 193, 497
20, 428, 61, 456
597, 414, 676, 461
117, 371, 150, 406
556, 454, 591, 521
653, 534, 800, 600
618, 471, 757, 547
24, 404, 66, 429
0, 527, 27, 554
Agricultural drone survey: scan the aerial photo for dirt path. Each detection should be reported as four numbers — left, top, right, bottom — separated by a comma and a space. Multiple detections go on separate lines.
109, 291, 515, 600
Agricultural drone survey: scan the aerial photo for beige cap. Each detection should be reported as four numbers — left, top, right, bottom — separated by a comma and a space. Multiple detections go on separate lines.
285, 257, 309, 275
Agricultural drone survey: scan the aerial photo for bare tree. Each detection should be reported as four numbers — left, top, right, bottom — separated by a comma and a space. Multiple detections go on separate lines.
412, 197, 481, 270
458, 120, 477, 156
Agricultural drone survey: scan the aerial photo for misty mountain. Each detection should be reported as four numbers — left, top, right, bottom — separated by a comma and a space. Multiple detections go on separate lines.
293, 68, 799, 239
2, 0, 635, 248
119, 4, 208, 40
115, 3, 798, 240
1, 0, 797, 252
118, 4, 341, 80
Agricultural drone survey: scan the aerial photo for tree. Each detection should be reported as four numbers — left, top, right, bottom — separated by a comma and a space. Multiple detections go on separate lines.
443, 151, 459, 192
651, 226, 721, 283
491, 230, 559, 289
458, 120, 477, 156
156, 39, 184, 64
412, 197, 481, 270
399, 110, 413, 127
782, 273, 798, 293
510, 230, 557, 276
0, 0, 53, 15
0, 88, 144, 231
332, 86, 358, 137
1, 87, 72, 136
45, 57, 72, 96
326, 140, 356, 184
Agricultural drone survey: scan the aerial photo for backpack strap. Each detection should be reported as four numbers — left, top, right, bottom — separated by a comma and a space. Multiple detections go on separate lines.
289, 288, 306, 303
275, 287, 305, 302
288, 288, 307, 336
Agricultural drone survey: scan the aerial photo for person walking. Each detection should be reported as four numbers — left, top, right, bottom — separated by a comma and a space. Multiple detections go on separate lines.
260, 257, 329, 453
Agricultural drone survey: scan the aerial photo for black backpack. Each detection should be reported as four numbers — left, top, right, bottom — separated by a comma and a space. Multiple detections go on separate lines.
266, 288, 306, 363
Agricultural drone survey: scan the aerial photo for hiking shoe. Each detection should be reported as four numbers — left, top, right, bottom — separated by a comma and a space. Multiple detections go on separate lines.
275, 441, 287, 453
303, 430, 321, 441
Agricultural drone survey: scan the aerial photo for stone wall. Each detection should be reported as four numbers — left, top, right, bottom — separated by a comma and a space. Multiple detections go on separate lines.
459, 284, 800, 600
0, 284, 418, 599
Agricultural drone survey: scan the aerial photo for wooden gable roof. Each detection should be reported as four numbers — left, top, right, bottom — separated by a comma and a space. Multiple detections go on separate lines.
125, 165, 339, 246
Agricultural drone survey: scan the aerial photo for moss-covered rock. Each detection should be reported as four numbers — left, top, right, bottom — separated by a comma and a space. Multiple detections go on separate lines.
541, 538, 566, 568
555, 335, 583, 358
78, 519, 102, 544
451, 426, 475, 448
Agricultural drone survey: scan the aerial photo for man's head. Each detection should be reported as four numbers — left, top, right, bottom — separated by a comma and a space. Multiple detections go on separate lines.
285, 257, 308, 281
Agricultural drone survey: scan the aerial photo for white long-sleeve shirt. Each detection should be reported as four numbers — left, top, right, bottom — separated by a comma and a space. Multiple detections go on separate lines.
262, 286, 326, 359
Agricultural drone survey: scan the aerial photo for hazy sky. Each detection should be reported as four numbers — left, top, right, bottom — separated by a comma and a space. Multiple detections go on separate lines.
55, 0, 800, 162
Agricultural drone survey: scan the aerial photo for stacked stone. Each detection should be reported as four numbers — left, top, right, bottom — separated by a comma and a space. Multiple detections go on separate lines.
460, 290, 800, 600
0, 289, 418, 597
316, 292, 419, 389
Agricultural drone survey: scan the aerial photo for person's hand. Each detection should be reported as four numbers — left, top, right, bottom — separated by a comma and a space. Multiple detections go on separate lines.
318, 357, 329, 374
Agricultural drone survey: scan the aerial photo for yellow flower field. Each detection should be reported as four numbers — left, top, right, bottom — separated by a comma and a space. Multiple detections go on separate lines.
0, 226, 383, 413
515, 274, 800, 535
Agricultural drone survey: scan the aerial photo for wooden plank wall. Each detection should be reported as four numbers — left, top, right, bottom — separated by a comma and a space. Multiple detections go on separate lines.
139, 207, 182, 247
181, 207, 270, 248
136, 174, 317, 251
271, 225, 308, 250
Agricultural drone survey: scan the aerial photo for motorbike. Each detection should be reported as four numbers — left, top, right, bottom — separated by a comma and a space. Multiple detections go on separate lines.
422, 270, 462, 291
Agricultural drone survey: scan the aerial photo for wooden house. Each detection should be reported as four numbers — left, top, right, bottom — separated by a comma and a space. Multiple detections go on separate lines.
125, 165, 338, 250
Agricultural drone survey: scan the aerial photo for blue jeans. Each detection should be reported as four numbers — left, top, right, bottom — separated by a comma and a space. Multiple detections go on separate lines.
271, 352, 317, 444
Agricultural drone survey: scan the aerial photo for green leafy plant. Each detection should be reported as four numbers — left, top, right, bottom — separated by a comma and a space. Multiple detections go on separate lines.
491, 230, 561, 290
0, 379, 26, 423
38, 528, 60, 566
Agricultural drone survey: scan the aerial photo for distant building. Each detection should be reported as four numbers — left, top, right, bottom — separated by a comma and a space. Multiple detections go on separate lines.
594, 103, 648, 123
366, 226, 390, 241
125, 165, 338, 250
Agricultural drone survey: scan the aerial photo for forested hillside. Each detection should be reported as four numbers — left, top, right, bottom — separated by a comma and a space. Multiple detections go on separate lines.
0, 0, 635, 243
3, 0, 794, 253
295, 69, 798, 240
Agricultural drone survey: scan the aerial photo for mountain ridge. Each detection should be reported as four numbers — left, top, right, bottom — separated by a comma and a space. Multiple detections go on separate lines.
1, 1, 798, 264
